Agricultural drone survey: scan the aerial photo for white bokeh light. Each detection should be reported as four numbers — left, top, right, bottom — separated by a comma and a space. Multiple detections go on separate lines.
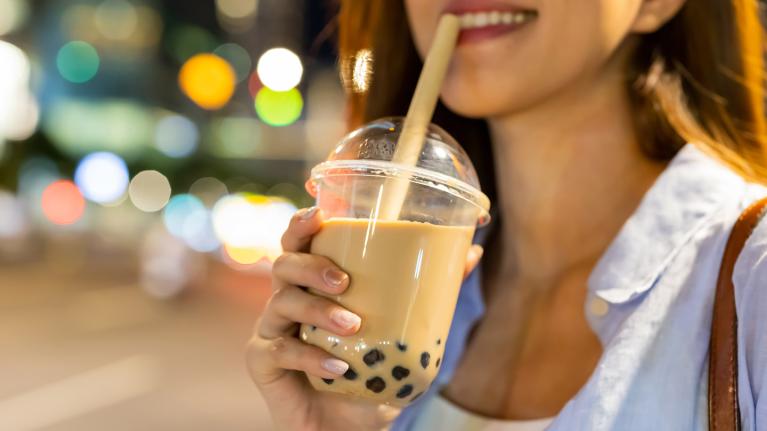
212, 194, 295, 252
74, 152, 129, 204
256, 47, 303, 91
129, 170, 171, 212
0, 41, 38, 141
0, 0, 29, 36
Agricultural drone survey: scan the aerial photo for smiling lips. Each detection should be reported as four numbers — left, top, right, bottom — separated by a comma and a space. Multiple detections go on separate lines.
447, 8, 538, 45
457, 10, 537, 28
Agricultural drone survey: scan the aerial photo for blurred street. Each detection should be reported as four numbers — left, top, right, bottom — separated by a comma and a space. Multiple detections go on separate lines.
0, 243, 274, 430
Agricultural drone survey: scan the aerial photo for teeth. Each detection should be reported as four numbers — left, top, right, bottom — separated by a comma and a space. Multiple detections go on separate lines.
457, 11, 534, 29
489, 11, 500, 25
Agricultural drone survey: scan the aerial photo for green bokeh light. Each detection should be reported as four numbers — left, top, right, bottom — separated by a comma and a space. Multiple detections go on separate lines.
254, 88, 303, 127
56, 41, 100, 84
166, 25, 217, 64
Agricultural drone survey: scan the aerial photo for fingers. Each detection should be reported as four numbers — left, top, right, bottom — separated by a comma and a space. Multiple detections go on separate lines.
272, 252, 349, 294
463, 245, 484, 278
281, 207, 323, 253
258, 285, 361, 340
246, 335, 350, 385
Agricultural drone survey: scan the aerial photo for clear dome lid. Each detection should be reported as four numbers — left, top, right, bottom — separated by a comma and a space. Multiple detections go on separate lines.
307, 117, 491, 225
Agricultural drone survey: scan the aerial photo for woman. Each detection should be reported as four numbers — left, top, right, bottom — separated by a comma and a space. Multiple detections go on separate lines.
247, 0, 767, 429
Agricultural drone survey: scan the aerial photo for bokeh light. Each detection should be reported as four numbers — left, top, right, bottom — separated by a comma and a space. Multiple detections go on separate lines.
166, 25, 217, 63
162, 194, 220, 252
154, 114, 199, 158
94, 0, 138, 40
56, 41, 100, 84
212, 194, 296, 262
214, 43, 251, 83
129, 170, 172, 212
181, 210, 219, 252
74, 152, 129, 204
0, 40, 37, 142
256, 47, 303, 91
189, 177, 228, 207
41, 180, 86, 225
247, 71, 263, 97
0, 0, 29, 36
224, 244, 268, 265
352, 49, 373, 93
215, 0, 258, 19
45, 99, 154, 161
255, 88, 303, 127
179, 53, 236, 110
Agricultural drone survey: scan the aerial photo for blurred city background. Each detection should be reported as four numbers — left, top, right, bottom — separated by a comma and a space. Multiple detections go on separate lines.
0, 0, 356, 429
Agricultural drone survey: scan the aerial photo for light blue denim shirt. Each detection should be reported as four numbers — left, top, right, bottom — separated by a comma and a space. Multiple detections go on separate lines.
392, 143, 767, 430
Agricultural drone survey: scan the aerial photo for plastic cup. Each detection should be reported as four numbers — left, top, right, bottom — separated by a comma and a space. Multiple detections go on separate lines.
301, 117, 490, 406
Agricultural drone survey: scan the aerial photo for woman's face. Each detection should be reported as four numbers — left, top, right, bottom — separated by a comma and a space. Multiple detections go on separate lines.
404, 0, 680, 119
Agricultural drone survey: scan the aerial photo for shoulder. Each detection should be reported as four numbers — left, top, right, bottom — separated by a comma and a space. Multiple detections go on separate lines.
732, 183, 767, 414
733, 183, 767, 295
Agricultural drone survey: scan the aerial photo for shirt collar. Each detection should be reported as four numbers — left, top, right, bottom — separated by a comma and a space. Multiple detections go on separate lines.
588, 143, 746, 304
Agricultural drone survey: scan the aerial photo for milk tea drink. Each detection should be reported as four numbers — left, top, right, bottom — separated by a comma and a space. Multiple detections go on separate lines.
301, 218, 474, 405
303, 118, 490, 405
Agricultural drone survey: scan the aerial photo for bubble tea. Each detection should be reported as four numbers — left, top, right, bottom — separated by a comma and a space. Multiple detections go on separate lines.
302, 118, 490, 406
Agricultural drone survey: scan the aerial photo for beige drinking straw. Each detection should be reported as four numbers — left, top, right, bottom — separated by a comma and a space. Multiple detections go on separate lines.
378, 14, 461, 221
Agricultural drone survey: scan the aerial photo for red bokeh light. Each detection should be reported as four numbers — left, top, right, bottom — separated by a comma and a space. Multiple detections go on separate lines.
247, 71, 263, 98
41, 180, 86, 225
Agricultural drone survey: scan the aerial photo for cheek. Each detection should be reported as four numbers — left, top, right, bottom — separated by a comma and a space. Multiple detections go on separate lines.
403, 0, 442, 59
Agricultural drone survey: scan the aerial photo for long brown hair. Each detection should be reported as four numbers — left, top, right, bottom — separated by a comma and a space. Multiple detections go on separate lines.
336, 0, 767, 201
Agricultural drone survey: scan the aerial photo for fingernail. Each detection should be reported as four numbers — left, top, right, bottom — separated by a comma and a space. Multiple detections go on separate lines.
323, 268, 348, 288
321, 358, 349, 375
299, 207, 319, 220
331, 309, 361, 330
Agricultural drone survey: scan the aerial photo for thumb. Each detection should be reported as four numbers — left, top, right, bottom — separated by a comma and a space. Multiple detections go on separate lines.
463, 245, 484, 279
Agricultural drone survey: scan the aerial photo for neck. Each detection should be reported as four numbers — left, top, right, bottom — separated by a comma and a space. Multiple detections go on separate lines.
487, 68, 667, 286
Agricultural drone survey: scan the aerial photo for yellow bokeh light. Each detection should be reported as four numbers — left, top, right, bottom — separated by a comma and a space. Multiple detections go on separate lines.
178, 53, 235, 110
225, 244, 274, 265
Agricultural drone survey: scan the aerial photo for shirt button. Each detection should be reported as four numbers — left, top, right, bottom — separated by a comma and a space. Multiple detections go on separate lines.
589, 296, 610, 317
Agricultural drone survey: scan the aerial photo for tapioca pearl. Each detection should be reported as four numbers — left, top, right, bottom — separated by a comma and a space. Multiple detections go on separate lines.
396, 384, 414, 399
435, 357, 441, 368
436, 338, 441, 345
322, 378, 334, 385
343, 367, 358, 380
396, 342, 407, 352
420, 352, 430, 369
331, 341, 339, 348
392, 366, 410, 381
365, 377, 386, 393
363, 349, 386, 367
311, 325, 317, 331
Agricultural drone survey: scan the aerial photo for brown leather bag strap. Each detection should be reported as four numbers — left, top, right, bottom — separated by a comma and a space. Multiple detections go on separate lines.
709, 197, 767, 431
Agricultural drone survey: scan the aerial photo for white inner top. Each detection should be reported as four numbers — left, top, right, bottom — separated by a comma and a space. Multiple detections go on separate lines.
412, 394, 555, 431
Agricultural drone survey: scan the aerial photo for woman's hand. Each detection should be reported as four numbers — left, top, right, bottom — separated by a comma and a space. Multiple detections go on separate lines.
246, 207, 483, 431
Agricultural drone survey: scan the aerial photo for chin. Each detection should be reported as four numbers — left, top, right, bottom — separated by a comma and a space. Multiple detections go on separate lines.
439, 85, 513, 120
440, 84, 493, 119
